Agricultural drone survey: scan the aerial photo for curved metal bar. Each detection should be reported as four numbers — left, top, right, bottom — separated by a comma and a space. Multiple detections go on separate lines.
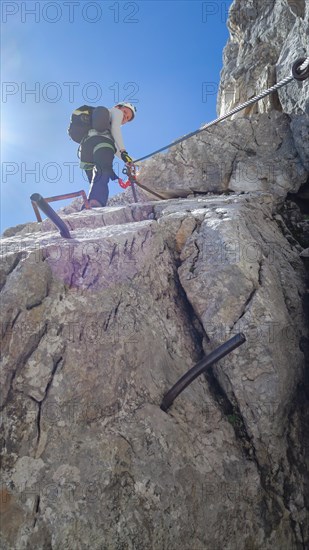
160, 333, 246, 412
30, 193, 71, 239
292, 57, 309, 81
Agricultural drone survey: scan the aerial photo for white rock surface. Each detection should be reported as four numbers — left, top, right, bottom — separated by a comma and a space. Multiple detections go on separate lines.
1, 194, 308, 549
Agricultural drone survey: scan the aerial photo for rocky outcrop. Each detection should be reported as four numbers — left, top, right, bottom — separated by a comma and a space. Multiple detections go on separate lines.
217, 0, 308, 202
1, 193, 309, 549
135, 0, 308, 201
136, 111, 307, 200
218, 0, 308, 116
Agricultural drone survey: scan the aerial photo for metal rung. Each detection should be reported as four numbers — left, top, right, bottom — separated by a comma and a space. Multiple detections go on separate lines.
31, 190, 89, 222
160, 333, 246, 412
30, 193, 72, 239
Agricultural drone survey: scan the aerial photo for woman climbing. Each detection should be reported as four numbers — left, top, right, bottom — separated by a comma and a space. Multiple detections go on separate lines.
79, 102, 136, 208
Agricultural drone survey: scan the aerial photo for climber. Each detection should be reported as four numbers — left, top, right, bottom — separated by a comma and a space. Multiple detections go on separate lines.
79, 102, 136, 208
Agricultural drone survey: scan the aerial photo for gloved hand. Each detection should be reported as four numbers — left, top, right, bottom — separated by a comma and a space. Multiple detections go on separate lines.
121, 150, 133, 164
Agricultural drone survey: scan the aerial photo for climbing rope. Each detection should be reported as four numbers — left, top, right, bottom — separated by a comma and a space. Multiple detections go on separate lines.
134, 56, 309, 164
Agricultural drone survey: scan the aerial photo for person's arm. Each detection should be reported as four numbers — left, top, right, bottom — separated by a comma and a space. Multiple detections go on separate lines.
110, 107, 126, 154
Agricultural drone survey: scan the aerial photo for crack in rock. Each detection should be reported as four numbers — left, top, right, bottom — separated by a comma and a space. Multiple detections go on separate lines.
0, 252, 23, 292
1, 323, 48, 411
35, 354, 64, 454
231, 259, 263, 331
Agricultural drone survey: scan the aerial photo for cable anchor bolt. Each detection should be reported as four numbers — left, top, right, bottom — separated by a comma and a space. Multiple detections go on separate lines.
292, 57, 309, 81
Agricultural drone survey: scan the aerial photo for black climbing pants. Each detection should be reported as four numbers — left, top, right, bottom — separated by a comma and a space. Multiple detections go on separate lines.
80, 134, 118, 206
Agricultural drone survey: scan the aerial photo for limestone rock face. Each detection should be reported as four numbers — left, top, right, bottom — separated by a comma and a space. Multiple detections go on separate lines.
218, 0, 309, 116
137, 111, 307, 200
1, 195, 308, 549
217, 0, 309, 189
135, 0, 308, 201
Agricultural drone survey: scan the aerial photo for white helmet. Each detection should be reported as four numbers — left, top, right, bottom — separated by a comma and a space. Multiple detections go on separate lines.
115, 102, 137, 120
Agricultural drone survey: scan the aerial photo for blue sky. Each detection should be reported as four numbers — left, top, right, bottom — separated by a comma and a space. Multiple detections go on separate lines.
1, 0, 233, 232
